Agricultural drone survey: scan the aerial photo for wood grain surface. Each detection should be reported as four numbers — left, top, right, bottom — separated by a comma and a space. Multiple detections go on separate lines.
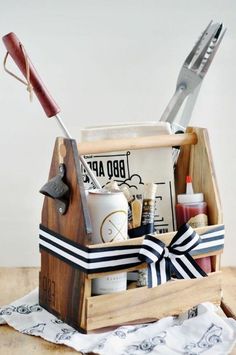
2, 32, 60, 118
40, 138, 92, 332
221, 267, 236, 320
86, 272, 222, 330
175, 127, 223, 226
76, 132, 197, 154
0, 267, 235, 354
0, 268, 83, 355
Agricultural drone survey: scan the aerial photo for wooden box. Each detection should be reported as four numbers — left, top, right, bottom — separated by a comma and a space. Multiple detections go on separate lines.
39, 127, 224, 333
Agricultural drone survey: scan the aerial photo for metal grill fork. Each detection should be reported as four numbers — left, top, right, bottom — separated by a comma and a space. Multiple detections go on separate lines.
160, 21, 226, 130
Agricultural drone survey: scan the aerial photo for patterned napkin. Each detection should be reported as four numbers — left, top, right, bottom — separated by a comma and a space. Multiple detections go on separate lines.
0, 288, 236, 354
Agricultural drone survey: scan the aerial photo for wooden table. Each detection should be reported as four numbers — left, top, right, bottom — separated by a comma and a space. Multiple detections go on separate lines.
0, 267, 235, 354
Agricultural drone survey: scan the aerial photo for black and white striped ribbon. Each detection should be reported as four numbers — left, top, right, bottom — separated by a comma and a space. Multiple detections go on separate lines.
139, 224, 208, 287
39, 223, 224, 288
39, 225, 141, 274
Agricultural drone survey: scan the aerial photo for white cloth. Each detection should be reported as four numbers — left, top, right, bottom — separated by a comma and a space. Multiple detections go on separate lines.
0, 288, 236, 354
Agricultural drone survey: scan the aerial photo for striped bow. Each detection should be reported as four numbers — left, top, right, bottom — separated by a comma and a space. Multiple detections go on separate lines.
138, 223, 207, 288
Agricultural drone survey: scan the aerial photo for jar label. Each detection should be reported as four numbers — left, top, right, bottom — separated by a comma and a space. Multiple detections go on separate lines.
141, 199, 155, 225
100, 210, 127, 243
92, 273, 127, 294
187, 214, 208, 228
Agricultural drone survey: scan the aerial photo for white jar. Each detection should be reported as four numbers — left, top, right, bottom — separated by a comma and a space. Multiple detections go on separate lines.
87, 189, 128, 294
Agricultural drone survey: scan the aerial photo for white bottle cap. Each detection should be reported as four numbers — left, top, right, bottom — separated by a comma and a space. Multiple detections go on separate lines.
177, 192, 204, 204
120, 185, 133, 202
143, 183, 157, 200
105, 181, 120, 191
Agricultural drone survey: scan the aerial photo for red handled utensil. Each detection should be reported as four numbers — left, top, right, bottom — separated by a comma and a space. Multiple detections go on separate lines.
2, 32, 101, 189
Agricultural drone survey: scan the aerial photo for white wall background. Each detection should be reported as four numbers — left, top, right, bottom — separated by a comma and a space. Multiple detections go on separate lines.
0, 0, 235, 266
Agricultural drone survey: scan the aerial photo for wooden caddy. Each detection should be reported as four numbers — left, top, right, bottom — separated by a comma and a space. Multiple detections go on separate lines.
39, 127, 223, 333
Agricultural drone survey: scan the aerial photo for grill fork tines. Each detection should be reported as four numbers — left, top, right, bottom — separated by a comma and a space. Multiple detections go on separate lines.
160, 21, 226, 127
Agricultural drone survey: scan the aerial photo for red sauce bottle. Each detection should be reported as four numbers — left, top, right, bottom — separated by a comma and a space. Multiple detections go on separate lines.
176, 176, 211, 273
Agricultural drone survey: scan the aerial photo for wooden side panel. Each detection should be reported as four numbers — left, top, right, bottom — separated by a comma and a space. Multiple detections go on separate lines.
211, 255, 221, 272
188, 127, 223, 226
86, 272, 222, 331
175, 127, 222, 226
39, 138, 92, 331
175, 128, 193, 195
175, 127, 223, 272
41, 138, 91, 239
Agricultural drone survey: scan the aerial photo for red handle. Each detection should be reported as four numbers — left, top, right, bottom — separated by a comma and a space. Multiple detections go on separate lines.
2, 32, 60, 118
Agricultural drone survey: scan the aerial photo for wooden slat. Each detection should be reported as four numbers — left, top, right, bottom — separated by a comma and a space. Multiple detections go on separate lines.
221, 267, 236, 319
87, 251, 223, 279
79, 276, 92, 330
188, 127, 223, 226
77, 132, 197, 154
86, 272, 222, 330
87, 224, 224, 249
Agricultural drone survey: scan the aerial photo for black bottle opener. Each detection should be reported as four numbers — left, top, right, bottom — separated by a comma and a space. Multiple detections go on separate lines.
40, 164, 70, 214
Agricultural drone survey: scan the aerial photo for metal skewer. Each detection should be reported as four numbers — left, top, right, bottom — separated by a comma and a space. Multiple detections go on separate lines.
2, 32, 101, 190
55, 114, 101, 189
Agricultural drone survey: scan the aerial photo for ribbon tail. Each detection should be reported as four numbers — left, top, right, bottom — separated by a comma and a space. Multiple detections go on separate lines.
147, 258, 172, 287
170, 254, 207, 280
147, 263, 156, 288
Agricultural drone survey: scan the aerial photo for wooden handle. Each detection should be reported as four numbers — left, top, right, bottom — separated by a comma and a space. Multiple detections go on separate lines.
77, 132, 198, 155
2, 32, 60, 118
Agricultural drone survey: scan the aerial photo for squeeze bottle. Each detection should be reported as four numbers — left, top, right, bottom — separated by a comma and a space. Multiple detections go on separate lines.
176, 176, 211, 273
